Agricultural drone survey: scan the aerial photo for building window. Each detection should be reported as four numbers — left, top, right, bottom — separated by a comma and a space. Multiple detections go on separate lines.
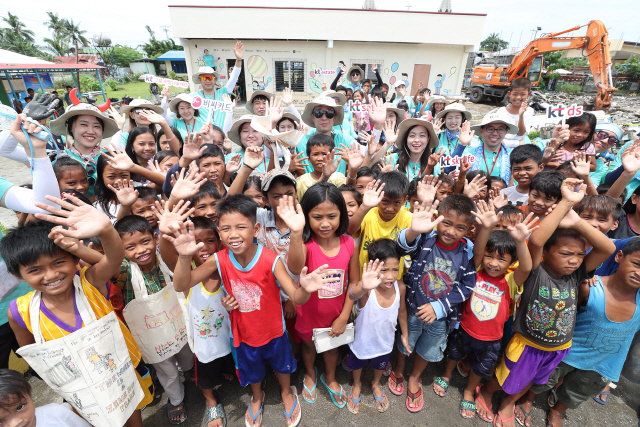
274, 60, 305, 92
171, 61, 187, 74
351, 60, 384, 84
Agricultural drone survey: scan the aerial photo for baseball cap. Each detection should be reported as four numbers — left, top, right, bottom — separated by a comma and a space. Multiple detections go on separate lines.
261, 169, 297, 192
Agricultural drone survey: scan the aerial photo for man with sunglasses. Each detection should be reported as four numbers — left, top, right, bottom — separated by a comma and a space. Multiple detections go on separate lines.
590, 123, 622, 186
296, 96, 357, 175
191, 41, 244, 131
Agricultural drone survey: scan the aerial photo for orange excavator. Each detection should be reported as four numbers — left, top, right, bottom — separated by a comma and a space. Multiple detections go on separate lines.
468, 20, 617, 110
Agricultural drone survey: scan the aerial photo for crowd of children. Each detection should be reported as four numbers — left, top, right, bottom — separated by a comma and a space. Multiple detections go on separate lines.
0, 55, 639, 427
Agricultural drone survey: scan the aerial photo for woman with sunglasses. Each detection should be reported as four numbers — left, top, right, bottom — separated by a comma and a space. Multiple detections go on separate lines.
108, 99, 165, 150
590, 123, 622, 186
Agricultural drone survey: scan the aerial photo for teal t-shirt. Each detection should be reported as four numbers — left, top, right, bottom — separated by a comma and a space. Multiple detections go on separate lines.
64, 149, 102, 197
193, 89, 230, 130
203, 55, 214, 67
296, 133, 356, 175
224, 150, 268, 174
611, 140, 640, 201
389, 153, 422, 182
462, 146, 503, 177
172, 116, 207, 141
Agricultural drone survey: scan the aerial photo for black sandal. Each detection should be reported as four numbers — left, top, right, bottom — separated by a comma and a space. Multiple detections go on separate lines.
167, 400, 187, 425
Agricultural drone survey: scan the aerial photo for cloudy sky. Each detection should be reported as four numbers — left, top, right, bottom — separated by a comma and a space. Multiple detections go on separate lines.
1, 0, 636, 51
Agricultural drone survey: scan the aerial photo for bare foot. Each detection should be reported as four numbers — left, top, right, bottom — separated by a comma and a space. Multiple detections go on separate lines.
325, 378, 346, 405
475, 385, 493, 422
433, 376, 450, 397
494, 405, 516, 427
406, 377, 423, 409
547, 407, 564, 427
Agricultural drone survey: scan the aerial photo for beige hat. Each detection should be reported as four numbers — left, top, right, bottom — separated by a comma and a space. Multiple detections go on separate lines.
168, 93, 194, 115
395, 118, 439, 154
192, 66, 220, 82
119, 98, 164, 116
276, 112, 301, 128
228, 115, 262, 147
435, 102, 472, 121
346, 66, 364, 85
429, 95, 448, 105
301, 96, 344, 127
246, 90, 273, 114
471, 113, 518, 135
321, 90, 347, 106
50, 103, 119, 138
384, 103, 406, 125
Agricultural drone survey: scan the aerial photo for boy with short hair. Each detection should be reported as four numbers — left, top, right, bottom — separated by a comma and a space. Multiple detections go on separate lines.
347, 172, 412, 277
495, 204, 525, 230
390, 194, 477, 412
501, 145, 544, 206
187, 181, 221, 222
435, 174, 455, 202
513, 170, 565, 225
528, 238, 640, 427
432, 201, 537, 419
3, 195, 151, 427
355, 167, 375, 196
497, 77, 534, 148
296, 134, 347, 201
168, 194, 333, 427
113, 215, 195, 425
475, 179, 616, 426
130, 186, 160, 233
196, 144, 227, 197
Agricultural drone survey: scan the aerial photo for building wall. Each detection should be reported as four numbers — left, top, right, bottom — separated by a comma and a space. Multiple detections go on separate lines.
129, 62, 156, 76
184, 39, 470, 104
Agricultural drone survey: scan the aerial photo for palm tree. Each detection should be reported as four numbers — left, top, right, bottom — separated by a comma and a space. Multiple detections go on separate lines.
1, 12, 35, 43
43, 34, 71, 57
63, 19, 89, 91
44, 11, 65, 34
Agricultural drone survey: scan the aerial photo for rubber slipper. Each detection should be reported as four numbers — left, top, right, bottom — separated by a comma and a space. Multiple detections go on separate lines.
405, 384, 423, 413
320, 374, 347, 409
245, 391, 264, 427
167, 400, 187, 425
475, 384, 494, 423
373, 387, 389, 413
433, 376, 449, 397
457, 358, 471, 378
284, 386, 301, 427
493, 405, 515, 427
460, 399, 476, 419
302, 367, 318, 404
547, 389, 559, 407
388, 371, 404, 396
592, 390, 610, 405
383, 363, 392, 377
515, 402, 532, 426
347, 391, 362, 414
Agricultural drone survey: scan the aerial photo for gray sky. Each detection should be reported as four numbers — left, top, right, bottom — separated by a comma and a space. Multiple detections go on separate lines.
1, 0, 637, 51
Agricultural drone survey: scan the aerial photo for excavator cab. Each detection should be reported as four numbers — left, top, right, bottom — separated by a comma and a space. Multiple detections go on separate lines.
526, 57, 543, 86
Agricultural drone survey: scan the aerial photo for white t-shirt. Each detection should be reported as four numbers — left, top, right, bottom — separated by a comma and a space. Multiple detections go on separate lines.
497, 106, 534, 147
500, 186, 529, 206
35, 403, 91, 427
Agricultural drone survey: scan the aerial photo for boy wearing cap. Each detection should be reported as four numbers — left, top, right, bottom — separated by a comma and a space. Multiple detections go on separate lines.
392, 82, 415, 111
191, 41, 244, 130
463, 113, 519, 184
497, 77, 534, 148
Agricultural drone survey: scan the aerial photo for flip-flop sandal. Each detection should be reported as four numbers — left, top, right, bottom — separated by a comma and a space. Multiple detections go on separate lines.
388, 371, 404, 396
320, 374, 347, 409
245, 391, 265, 427
547, 389, 559, 407
167, 400, 187, 425
475, 384, 494, 423
341, 354, 350, 371
205, 404, 227, 427
347, 391, 362, 414
515, 402, 532, 426
302, 367, 318, 404
433, 376, 449, 397
457, 359, 471, 378
373, 387, 389, 413
284, 386, 301, 427
460, 399, 476, 419
405, 384, 423, 413
546, 416, 559, 427
592, 391, 610, 405
383, 363, 392, 377
493, 406, 516, 427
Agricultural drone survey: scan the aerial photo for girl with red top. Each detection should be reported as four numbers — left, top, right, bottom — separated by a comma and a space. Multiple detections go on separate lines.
279, 183, 360, 409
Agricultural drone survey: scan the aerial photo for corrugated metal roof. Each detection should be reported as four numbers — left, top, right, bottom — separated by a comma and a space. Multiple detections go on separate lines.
157, 50, 185, 61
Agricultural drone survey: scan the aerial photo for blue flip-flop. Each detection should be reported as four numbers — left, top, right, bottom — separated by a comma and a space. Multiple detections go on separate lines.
284, 386, 301, 427
347, 391, 362, 414
373, 387, 389, 413
320, 374, 347, 409
592, 391, 610, 405
303, 367, 318, 404
245, 391, 264, 427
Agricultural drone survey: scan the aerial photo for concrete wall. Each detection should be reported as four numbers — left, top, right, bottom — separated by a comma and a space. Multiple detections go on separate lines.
129, 62, 156, 76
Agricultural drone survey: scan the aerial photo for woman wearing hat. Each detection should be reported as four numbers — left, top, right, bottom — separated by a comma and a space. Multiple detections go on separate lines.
384, 118, 438, 182
331, 65, 364, 92
296, 96, 357, 176
192, 41, 244, 130
108, 99, 168, 150
431, 103, 473, 174
462, 113, 518, 183
429, 95, 448, 120
167, 93, 207, 142
225, 115, 269, 174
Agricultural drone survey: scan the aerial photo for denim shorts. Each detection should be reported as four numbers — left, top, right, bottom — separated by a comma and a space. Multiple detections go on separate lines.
396, 312, 447, 362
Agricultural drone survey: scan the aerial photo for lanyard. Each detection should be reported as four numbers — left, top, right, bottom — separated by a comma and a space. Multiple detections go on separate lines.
483, 149, 500, 176
407, 162, 419, 181
183, 120, 196, 140
446, 133, 457, 156
202, 90, 216, 122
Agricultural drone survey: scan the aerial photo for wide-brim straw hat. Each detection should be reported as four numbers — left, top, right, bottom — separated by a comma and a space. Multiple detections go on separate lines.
347, 66, 364, 84
119, 98, 163, 116
228, 114, 260, 146
395, 118, 439, 154
276, 112, 301, 128
50, 103, 119, 138
385, 103, 406, 125
192, 66, 221, 82
246, 90, 274, 114
301, 96, 344, 127
321, 90, 347, 106
429, 95, 449, 105
435, 102, 472, 121
169, 93, 194, 115
470, 113, 518, 135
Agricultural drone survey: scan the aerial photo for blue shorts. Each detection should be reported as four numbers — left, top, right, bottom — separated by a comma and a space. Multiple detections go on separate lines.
396, 313, 447, 362
235, 334, 297, 386
447, 328, 501, 380
346, 346, 390, 371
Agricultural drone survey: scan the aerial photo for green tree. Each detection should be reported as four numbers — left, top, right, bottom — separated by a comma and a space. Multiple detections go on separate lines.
480, 33, 508, 51
43, 34, 71, 57
44, 11, 65, 34
615, 56, 640, 79
63, 19, 89, 91
1, 12, 35, 43
139, 25, 182, 59
112, 44, 143, 67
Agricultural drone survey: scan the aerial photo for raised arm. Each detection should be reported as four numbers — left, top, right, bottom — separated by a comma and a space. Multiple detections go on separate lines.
277, 195, 307, 275
225, 41, 244, 92
471, 200, 501, 267
164, 220, 215, 292
347, 179, 385, 235
508, 213, 539, 285
606, 138, 640, 200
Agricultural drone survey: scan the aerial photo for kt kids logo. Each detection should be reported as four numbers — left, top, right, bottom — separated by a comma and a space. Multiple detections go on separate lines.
546, 104, 584, 120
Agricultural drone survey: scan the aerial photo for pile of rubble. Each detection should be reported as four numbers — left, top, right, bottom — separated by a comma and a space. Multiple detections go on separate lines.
530, 92, 640, 125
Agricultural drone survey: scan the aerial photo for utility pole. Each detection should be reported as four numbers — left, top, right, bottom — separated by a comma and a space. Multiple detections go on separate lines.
160, 25, 171, 39
405, 1, 412, 11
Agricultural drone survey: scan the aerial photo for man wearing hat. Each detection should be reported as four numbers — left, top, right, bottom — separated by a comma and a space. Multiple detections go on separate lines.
392, 81, 415, 111
333, 65, 364, 92
306, 90, 358, 140
191, 41, 244, 130
463, 113, 518, 183
296, 96, 357, 175
246, 90, 272, 116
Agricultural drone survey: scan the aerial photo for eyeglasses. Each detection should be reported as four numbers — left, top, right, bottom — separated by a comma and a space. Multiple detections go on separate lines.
313, 109, 336, 119
200, 75, 215, 81
484, 127, 508, 134
133, 108, 150, 114
596, 131, 619, 146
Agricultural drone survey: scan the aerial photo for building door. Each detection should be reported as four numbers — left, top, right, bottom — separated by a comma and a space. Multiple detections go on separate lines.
410, 64, 431, 96
227, 59, 246, 103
